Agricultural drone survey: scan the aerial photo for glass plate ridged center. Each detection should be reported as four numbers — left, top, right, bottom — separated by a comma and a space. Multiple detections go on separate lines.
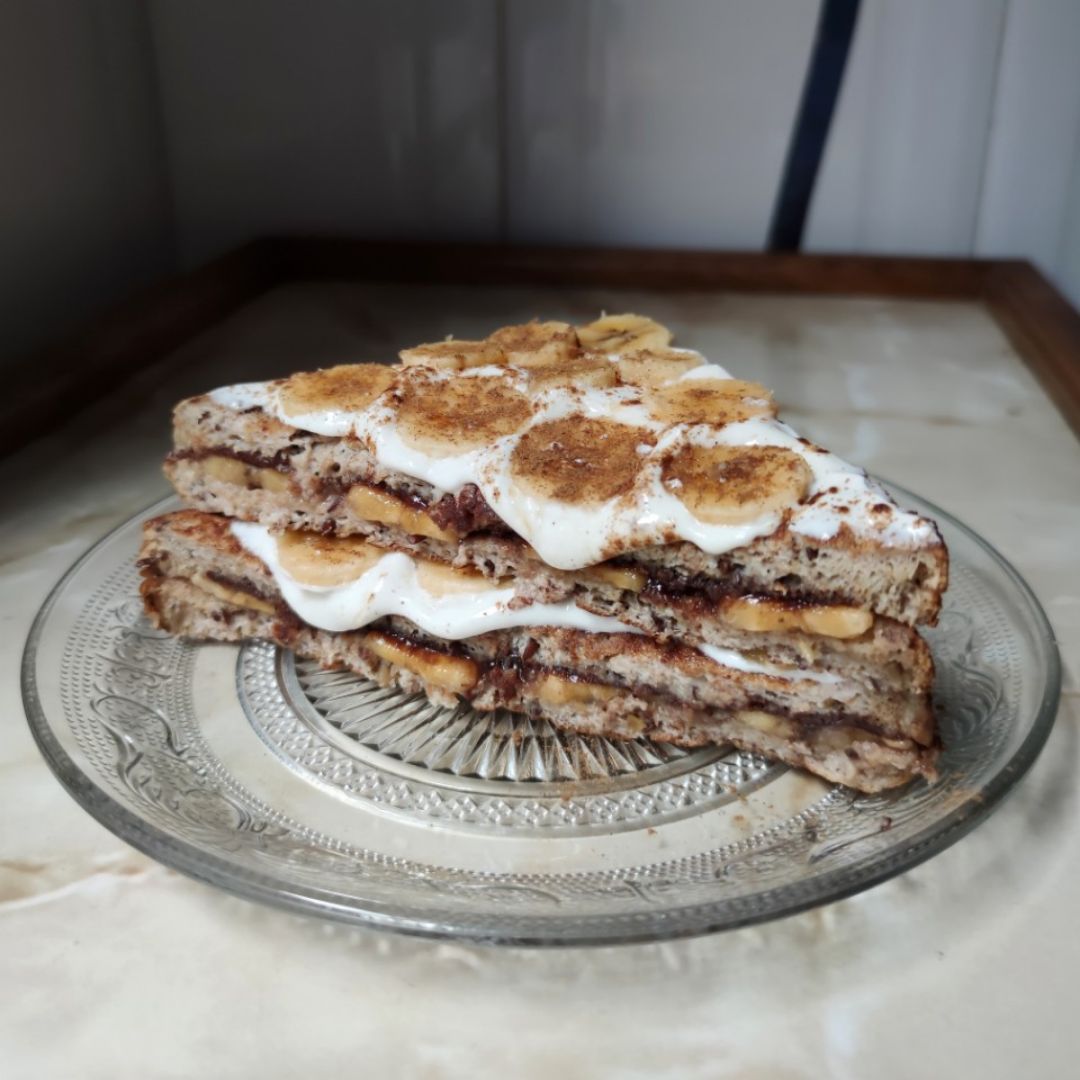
238, 642, 781, 833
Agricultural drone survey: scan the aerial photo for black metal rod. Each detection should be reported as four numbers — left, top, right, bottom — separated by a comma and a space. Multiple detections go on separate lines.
768, 0, 862, 251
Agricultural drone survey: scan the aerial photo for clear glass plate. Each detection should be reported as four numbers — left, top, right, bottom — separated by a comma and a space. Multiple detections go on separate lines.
21, 487, 1061, 945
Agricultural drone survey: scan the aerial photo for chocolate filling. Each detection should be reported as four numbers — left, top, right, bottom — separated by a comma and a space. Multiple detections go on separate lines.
642, 565, 856, 611
204, 569, 277, 606
428, 484, 507, 534
169, 446, 298, 473
173, 572, 910, 746
177, 445, 512, 537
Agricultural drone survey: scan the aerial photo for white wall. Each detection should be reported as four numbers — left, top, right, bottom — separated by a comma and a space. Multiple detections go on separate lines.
502, 0, 818, 248
0, 1, 174, 363
804, 0, 1007, 255
148, 0, 500, 267
146, 0, 1080, 309
973, 0, 1080, 304
4, 0, 1080, 365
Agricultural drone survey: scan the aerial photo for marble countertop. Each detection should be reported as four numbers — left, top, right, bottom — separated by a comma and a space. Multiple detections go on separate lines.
3, 283, 1078, 1079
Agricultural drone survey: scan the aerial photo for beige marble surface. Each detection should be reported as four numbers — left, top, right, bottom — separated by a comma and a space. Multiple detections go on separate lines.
2, 284, 1078, 1079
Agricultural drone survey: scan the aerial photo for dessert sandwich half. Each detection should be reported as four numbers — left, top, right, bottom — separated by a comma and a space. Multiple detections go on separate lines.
141, 314, 948, 793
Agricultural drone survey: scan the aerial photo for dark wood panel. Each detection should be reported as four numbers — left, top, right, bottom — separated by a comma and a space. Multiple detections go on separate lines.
275, 237, 994, 299
1, 240, 275, 458
985, 261, 1080, 440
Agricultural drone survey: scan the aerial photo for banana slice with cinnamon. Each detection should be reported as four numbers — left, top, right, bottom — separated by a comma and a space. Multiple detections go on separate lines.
662, 445, 811, 525
279, 363, 395, 418
488, 320, 581, 365
395, 373, 534, 455
399, 339, 502, 371
617, 347, 704, 388
277, 531, 384, 587
524, 354, 618, 393
510, 417, 652, 504
648, 378, 776, 425
577, 314, 672, 353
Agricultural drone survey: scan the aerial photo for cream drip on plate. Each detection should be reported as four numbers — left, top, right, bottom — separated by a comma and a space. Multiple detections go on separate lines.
211, 356, 937, 571
230, 521, 839, 685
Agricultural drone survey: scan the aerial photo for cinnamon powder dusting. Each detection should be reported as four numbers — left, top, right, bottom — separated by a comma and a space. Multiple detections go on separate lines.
510, 418, 653, 504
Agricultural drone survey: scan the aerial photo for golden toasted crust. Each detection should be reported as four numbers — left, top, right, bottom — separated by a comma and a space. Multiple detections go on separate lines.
142, 508, 249, 558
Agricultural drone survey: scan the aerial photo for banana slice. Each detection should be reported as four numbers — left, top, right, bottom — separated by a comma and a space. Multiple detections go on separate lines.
589, 563, 647, 592
192, 573, 276, 615
415, 559, 503, 596
617, 347, 704, 388
395, 373, 534, 455
524, 354, 618, 393
344, 485, 458, 542
399, 339, 503, 371
279, 363, 395, 419
722, 597, 873, 639
277, 530, 384, 587
647, 378, 775, 425
202, 455, 292, 493
510, 417, 652, 505
531, 672, 618, 706
661, 445, 812, 525
364, 631, 479, 695
577, 313, 673, 354
487, 320, 580, 365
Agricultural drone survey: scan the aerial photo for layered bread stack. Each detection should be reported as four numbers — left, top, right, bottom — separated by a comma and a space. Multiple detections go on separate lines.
139, 315, 948, 792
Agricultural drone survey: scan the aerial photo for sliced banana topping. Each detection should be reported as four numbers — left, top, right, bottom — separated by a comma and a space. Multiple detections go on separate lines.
364, 631, 480, 695
531, 672, 619, 706
214, 310, 938, 571
276, 530, 384, 587
344, 484, 458, 542
617, 347, 704, 388
192, 573, 276, 615
722, 597, 873, 639
661, 445, 812, 526
488, 320, 581, 365
577, 313, 673, 353
202, 455, 291, 494
280, 527, 499, 595
647, 378, 775, 425
395, 373, 534, 455
398, 339, 502, 371
589, 562, 647, 592
414, 559, 506, 596
510, 417, 652, 505
279, 363, 395, 418
800, 607, 874, 639
524, 354, 619, 393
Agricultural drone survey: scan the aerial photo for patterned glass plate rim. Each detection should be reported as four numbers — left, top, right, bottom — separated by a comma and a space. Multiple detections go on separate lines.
21, 485, 1061, 946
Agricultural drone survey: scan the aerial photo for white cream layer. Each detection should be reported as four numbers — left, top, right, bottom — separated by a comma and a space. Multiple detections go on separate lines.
230, 521, 840, 685
231, 520, 635, 638
211, 354, 937, 571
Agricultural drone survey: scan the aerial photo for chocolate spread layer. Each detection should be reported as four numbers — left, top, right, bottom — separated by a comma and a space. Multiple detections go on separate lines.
177, 573, 909, 746
428, 484, 506, 534
642, 565, 856, 610
169, 446, 298, 473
